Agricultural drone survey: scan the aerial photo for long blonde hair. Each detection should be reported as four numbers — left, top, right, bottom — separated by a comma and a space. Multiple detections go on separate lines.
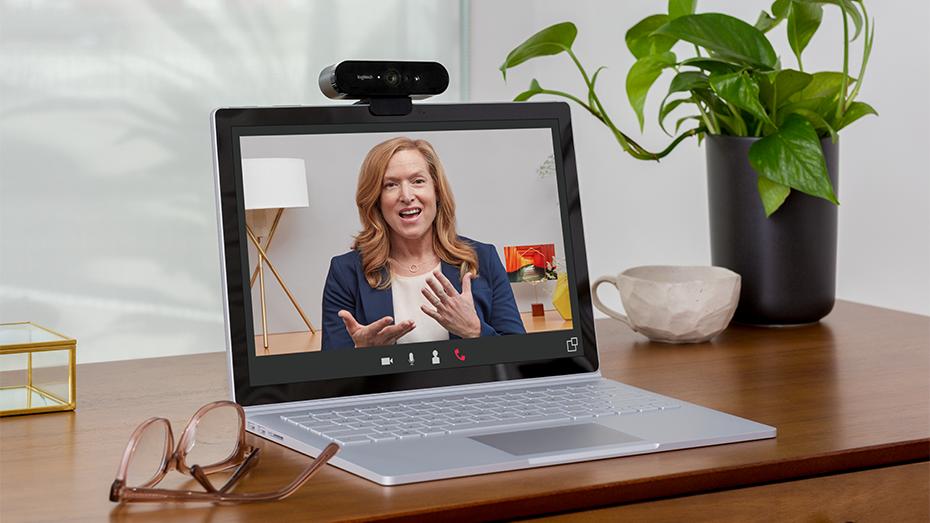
353, 137, 478, 289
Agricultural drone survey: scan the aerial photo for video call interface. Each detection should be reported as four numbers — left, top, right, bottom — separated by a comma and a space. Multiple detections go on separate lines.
238, 124, 583, 386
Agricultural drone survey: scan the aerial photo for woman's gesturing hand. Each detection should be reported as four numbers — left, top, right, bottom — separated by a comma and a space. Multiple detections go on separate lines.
338, 310, 416, 348
420, 271, 482, 339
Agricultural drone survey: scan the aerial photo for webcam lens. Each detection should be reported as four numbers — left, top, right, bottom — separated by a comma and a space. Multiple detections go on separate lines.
384, 69, 400, 87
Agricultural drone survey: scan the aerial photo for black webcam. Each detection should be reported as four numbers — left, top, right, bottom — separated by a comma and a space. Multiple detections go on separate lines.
319, 61, 449, 116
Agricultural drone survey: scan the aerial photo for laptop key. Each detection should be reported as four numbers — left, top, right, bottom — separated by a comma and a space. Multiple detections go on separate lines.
345, 422, 377, 430
394, 430, 422, 440
334, 434, 372, 446
448, 415, 570, 436
324, 428, 376, 438
301, 423, 342, 433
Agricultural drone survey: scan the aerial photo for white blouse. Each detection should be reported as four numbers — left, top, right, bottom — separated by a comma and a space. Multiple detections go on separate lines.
391, 264, 450, 344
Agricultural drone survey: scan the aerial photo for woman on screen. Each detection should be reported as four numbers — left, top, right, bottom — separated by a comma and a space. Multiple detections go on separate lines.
321, 137, 525, 351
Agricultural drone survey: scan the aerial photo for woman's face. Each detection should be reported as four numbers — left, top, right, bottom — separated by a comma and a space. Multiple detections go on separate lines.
379, 148, 438, 243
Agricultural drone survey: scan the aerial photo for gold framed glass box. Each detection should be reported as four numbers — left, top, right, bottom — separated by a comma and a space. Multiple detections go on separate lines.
0, 322, 76, 416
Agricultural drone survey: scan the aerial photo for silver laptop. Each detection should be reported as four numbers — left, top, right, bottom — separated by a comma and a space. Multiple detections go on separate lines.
211, 102, 775, 485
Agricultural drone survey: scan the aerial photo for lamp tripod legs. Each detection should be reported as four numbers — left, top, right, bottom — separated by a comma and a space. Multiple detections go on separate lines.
246, 226, 317, 346
258, 255, 269, 350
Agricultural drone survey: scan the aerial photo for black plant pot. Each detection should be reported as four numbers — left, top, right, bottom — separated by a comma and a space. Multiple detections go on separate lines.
706, 135, 838, 325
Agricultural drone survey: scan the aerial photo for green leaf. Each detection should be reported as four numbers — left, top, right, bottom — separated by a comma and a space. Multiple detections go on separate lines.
659, 96, 692, 134
655, 13, 778, 70
714, 111, 745, 136
514, 79, 545, 102
755, 0, 791, 32
772, 0, 791, 18
803, 0, 863, 39
836, 100, 878, 131
790, 108, 838, 141
755, 12, 779, 33
668, 0, 696, 20
668, 71, 709, 94
749, 114, 838, 207
626, 52, 677, 131
773, 69, 814, 107
710, 71, 774, 126
675, 115, 702, 134
625, 15, 676, 59
757, 177, 792, 216
787, 1, 824, 69
783, 71, 852, 125
679, 57, 741, 75
778, 96, 834, 128
760, 69, 814, 113
500, 22, 577, 80
794, 71, 852, 101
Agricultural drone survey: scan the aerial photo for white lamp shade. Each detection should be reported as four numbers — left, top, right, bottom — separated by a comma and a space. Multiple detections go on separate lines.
241, 158, 309, 210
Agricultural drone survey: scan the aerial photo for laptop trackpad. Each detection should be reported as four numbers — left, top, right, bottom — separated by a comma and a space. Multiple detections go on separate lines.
470, 423, 644, 456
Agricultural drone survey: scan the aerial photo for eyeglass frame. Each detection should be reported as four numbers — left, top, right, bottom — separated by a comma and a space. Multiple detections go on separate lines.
109, 400, 339, 503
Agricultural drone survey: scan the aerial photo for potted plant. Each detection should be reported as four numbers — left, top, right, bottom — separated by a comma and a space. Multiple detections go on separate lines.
499, 0, 875, 325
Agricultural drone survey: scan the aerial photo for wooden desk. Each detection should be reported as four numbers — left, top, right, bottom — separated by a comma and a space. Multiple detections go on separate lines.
1, 301, 927, 522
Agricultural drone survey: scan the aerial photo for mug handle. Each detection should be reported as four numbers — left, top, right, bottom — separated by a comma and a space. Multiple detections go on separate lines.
591, 276, 633, 329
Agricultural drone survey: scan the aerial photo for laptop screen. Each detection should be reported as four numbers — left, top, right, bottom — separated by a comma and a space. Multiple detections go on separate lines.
213, 103, 598, 406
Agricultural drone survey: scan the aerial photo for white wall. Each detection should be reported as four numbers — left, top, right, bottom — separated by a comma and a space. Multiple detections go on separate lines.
469, 0, 930, 317
0, 1, 465, 363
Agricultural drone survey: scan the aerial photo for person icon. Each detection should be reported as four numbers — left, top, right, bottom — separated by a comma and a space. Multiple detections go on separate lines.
431, 350, 440, 365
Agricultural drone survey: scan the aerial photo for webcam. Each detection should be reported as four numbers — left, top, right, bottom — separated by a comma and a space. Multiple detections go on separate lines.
319, 61, 449, 116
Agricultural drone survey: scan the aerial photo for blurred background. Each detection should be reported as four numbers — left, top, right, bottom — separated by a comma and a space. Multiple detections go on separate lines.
2, 0, 927, 363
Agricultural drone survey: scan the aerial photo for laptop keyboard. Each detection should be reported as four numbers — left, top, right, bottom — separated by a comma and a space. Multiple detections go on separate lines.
280, 382, 681, 446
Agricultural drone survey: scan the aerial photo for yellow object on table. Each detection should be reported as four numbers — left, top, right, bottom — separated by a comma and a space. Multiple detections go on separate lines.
551, 272, 572, 321
0, 322, 76, 416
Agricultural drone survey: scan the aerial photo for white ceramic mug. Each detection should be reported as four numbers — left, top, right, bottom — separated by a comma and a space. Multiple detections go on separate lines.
592, 265, 741, 343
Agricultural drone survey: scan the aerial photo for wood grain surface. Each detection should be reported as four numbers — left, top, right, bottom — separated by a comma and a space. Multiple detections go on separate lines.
532, 461, 930, 522
1, 300, 928, 522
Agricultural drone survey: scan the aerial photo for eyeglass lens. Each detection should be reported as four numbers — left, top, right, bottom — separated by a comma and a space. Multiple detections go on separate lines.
126, 421, 170, 487
183, 403, 241, 469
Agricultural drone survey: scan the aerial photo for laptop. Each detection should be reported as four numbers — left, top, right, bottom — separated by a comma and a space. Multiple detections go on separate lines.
211, 101, 775, 485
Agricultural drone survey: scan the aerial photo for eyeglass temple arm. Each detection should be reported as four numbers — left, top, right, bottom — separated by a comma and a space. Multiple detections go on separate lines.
248, 442, 339, 501
188, 447, 261, 494
190, 465, 219, 493
219, 447, 262, 494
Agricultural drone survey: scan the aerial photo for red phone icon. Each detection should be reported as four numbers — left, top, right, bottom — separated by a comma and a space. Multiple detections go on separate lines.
454, 348, 466, 361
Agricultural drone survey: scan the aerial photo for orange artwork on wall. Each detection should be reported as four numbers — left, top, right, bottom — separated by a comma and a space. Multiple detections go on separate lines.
504, 244, 557, 283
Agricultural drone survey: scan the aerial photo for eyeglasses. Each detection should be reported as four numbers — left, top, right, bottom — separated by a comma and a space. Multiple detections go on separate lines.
109, 400, 339, 503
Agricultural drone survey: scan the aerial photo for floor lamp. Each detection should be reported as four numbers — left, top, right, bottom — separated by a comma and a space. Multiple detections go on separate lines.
241, 157, 316, 351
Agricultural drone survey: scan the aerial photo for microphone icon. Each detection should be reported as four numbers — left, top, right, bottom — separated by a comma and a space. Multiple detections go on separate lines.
408, 352, 415, 365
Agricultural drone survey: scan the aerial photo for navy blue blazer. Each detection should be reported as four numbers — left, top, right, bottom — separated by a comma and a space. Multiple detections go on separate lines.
321, 238, 526, 351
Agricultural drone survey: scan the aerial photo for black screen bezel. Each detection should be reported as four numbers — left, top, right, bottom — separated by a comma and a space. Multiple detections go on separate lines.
213, 102, 598, 407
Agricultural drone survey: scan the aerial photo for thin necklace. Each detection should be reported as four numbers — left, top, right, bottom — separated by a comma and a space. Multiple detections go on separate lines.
390, 255, 437, 274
